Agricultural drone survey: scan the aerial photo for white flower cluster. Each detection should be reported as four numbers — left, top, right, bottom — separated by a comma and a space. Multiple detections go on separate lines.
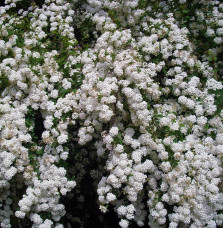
0, 0, 223, 227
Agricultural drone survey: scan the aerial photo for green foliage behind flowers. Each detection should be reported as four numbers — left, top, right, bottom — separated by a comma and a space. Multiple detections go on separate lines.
0, 0, 223, 228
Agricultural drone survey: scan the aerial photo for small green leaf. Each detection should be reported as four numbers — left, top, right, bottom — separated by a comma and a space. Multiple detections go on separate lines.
182, 9, 189, 14
36, 150, 43, 155
179, 123, 185, 128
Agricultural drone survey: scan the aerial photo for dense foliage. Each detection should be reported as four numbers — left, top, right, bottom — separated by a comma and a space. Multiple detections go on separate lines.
0, 0, 223, 227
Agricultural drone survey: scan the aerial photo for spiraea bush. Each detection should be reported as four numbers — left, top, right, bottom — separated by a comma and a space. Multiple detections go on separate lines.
0, 0, 223, 227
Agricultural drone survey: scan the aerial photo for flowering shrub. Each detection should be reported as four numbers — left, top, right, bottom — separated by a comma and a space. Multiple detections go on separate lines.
0, 0, 223, 227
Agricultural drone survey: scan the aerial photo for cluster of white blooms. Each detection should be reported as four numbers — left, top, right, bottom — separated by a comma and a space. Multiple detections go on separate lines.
0, 0, 80, 227
0, 0, 223, 227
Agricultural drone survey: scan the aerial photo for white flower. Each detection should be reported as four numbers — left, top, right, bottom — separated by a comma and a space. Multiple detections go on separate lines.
206, 78, 223, 90
99, 205, 108, 213
126, 204, 135, 214
60, 151, 69, 160
30, 213, 42, 225
106, 193, 116, 202
214, 37, 223, 44
160, 161, 171, 172
119, 219, 129, 228
206, 28, 215, 37
57, 134, 68, 144
114, 144, 124, 153
62, 78, 71, 89
5, 166, 17, 180
109, 127, 119, 137
15, 211, 26, 219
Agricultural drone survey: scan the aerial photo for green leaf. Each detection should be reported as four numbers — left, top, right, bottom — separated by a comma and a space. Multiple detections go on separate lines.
28, 13, 34, 18
36, 150, 44, 155
0, 74, 9, 92
182, 9, 189, 14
